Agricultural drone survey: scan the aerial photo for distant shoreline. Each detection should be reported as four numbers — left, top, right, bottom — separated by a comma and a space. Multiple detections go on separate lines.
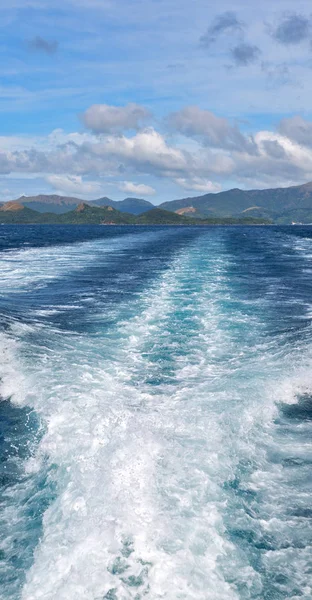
0, 222, 281, 227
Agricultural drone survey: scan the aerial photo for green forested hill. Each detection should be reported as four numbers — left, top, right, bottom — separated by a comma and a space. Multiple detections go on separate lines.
4, 181, 312, 223
0, 201, 272, 225
160, 181, 312, 223
0, 202, 135, 225
136, 208, 195, 224
57, 203, 136, 224
11, 194, 154, 215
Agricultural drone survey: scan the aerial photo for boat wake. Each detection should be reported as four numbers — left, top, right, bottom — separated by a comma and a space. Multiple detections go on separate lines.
0, 226, 311, 599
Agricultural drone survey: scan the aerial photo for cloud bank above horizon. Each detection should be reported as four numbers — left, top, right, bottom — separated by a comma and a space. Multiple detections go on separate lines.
1, 0, 312, 202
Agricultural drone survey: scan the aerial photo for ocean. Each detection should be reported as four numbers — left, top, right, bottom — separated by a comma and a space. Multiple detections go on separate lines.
0, 224, 311, 600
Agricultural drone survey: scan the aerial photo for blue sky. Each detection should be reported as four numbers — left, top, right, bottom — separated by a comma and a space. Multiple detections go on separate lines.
1, 0, 312, 203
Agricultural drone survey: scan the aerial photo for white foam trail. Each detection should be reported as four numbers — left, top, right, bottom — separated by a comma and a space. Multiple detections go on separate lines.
0, 231, 311, 599
0, 333, 35, 406
0, 231, 160, 295
0, 239, 239, 599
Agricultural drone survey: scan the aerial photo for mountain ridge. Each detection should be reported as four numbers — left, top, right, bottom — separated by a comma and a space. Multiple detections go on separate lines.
0, 201, 270, 226
8, 194, 154, 215
3, 180, 312, 222
160, 181, 312, 223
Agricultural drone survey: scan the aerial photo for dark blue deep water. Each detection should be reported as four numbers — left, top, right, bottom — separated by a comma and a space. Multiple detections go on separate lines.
0, 224, 311, 599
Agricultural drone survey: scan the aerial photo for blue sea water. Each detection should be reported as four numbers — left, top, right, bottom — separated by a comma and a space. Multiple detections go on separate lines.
0, 224, 311, 600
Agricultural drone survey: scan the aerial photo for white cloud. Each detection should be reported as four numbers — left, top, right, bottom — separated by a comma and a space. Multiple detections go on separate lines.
46, 174, 103, 197
48, 129, 95, 146
278, 115, 312, 147
175, 177, 222, 193
82, 103, 151, 134
227, 129, 312, 187
169, 106, 257, 153
85, 128, 190, 175
2, 109, 312, 196
119, 181, 156, 196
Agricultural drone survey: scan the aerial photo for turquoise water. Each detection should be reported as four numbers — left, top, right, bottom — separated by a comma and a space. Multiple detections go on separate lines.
0, 225, 311, 599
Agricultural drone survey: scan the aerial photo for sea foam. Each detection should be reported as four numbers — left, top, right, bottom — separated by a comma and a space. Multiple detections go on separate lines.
0, 227, 311, 599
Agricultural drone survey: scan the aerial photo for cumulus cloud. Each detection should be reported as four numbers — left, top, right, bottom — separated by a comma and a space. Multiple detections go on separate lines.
270, 13, 311, 45
82, 103, 151, 134
119, 181, 156, 196
0, 147, 50, 175
200, 11, 244, 47
231, 129, 312, 186
28, 36, 59, 54
278, 116, 312, 147
231, 43, 261, 66
261, 139, 286, 159
174, 177, 222, 193
46, 174, 103, 197
0, 128, 190, 180
168, 106, 257, 153
3, 112, 312, 195
48, 128, 94, 146
88, 128, 190, 175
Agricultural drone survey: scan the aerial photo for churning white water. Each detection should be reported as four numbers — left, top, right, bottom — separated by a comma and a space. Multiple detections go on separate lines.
0, 226, 311, 599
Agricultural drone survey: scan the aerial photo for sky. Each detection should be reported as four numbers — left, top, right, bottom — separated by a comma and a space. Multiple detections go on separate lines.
2, 0, 312, 203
